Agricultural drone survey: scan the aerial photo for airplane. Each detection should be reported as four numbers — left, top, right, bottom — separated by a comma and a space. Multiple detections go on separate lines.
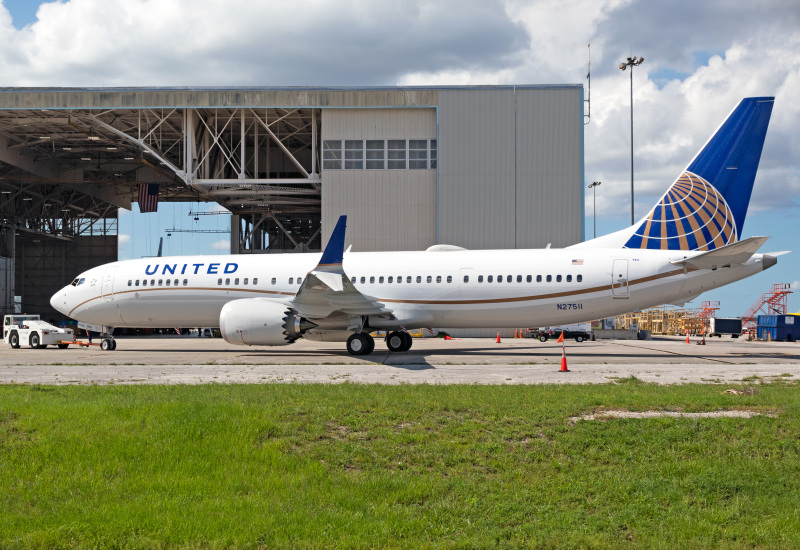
51, 97, 784, 354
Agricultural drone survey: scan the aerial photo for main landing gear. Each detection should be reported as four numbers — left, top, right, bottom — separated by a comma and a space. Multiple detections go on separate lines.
346, 332, 375, 355
345, 331, 414, 355
386, 331, 413, 352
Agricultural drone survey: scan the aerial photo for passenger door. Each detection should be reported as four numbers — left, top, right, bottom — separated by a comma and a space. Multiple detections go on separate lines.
101, 267, 116, 300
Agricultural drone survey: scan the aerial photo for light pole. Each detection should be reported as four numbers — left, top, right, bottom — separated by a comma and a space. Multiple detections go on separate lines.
588, 181, 601, 238
619, 56, 644, 226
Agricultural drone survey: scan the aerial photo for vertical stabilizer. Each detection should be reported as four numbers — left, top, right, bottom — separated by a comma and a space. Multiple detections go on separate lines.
586, 97, 774, 252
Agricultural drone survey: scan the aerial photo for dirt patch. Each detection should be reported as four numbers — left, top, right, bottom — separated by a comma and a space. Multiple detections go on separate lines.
570, 409, 776, 422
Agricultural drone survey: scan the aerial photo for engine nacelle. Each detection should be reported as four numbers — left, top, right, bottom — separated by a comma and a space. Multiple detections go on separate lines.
219, 298, 314, 346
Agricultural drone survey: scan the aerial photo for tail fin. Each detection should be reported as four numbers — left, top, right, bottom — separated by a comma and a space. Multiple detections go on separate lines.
623, 97, 774, 251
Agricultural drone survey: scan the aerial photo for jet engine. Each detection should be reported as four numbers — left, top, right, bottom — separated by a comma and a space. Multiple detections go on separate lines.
219, 298, 315, 346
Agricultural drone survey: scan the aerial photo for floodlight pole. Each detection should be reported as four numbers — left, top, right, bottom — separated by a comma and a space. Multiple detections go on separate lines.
620, 56, 644, 226
588, 181, 601, 238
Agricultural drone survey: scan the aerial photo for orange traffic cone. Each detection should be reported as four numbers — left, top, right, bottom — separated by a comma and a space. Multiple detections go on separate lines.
560, 345, 569, 372
496, 330, 502, 344
686, 331, 690, 344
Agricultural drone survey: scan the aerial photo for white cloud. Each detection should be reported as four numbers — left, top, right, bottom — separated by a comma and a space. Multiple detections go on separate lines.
792, 281, 800, 290
117, 234, 130, 245
209, 240, 229, 251
0, 0, 796, 226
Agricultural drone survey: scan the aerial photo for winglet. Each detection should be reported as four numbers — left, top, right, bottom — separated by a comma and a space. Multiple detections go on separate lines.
318, 215, 347, 268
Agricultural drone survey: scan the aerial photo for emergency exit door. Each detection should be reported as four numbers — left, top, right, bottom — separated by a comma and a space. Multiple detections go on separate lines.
611, 259, 629, 298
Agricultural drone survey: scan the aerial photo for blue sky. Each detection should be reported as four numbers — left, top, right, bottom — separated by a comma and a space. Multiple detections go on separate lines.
2, 0, 798, 317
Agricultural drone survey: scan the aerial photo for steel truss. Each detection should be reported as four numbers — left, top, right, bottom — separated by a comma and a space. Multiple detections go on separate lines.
0, 106, 323, 253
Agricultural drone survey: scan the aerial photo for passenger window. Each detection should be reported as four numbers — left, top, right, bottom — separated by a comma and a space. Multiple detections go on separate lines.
218, 279, 222, 285
388, 276, 393, 283
516, 275, 522, 283
488, 275, 493, 283
427, 276, 432, 283
497, 275, 502, 283
566, 275, 572, 282
447, 275, 452, 283
546, 275, 552, 282
235, 278, 240, 285
158, 279, 163, 286
183, 279, 188, 286
463, 275, 469, 283
414, 276, 420, 283
127, 280, 132, 287
398, 276, 402, 284
379, 276, 384, 283
253, 278, 258, 285
351, 277, 356, 283
507, 275, 512, 283
271, 278, 277, 285
478, 275, 484, 283
289, 277, 294, 284
166, 279, 171, 286
297, 277, 302, 284
577, 274, 582, 283
244, 278, 248, 285
135, 280, 140, 287
526, 275, 532, 283
360, 276, 366, 284
150, 279, 155, 286
226, 278, 230, 285
436, 275, 441, 283
174, 279, 178, 286
370, 276, 375, 283
142, 280, 147, 287
537, 275, 542, 283
407, 276, 412, 283
556, 275, 562, 283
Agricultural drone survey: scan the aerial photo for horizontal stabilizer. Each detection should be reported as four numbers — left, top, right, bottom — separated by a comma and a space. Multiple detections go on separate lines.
670, 236, 769, 269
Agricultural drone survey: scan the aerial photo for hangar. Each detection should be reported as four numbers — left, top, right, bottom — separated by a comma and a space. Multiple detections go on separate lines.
0, 85, 585, 320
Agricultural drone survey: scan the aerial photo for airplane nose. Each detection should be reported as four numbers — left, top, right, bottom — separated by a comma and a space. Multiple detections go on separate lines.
50, 288, 67, 315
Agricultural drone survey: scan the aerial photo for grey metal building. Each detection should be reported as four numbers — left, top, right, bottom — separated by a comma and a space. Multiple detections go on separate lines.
0, 85, 584, 319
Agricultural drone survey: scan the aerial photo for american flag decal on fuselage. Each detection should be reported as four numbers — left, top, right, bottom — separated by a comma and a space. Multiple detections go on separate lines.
624, 171, 737, 251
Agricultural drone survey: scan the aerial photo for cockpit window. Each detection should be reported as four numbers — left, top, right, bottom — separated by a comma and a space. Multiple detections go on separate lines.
78, 278, 85, 286
70, 278, 85, 286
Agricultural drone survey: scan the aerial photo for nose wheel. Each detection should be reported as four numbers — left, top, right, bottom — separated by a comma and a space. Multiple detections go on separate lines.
100, 338, 117, 351
346, 332, 375, 355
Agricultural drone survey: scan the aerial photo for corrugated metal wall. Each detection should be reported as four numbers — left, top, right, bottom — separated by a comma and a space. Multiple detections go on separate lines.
321, 108, 437, 251
438, 87, 583, 250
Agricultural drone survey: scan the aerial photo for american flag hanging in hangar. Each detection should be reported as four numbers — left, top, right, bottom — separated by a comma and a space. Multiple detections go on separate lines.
138, 183, 159, 213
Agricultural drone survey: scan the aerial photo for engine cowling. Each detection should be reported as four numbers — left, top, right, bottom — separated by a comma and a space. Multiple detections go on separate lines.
219, 298, 314, 346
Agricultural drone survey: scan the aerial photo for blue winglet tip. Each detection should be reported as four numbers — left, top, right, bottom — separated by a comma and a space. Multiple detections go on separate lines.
318, 215, 347, 266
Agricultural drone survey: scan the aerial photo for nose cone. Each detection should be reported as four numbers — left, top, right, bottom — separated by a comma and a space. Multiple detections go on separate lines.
50, 287, 69, 315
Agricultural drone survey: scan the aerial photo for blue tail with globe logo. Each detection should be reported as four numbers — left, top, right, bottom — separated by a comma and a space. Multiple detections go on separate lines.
622, 97, 774, 251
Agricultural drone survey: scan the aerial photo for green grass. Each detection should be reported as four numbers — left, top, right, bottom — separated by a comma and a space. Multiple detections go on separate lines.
1, 382, 799, 549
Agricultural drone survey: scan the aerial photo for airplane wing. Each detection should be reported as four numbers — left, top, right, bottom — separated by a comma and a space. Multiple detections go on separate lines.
669, 236, 769, 270
292, 216, 394, 320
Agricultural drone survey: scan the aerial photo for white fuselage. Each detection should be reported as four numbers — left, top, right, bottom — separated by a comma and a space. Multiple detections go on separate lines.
51, 247, 769, 330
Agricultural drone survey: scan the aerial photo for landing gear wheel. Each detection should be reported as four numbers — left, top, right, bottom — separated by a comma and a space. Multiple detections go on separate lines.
110, 339, 117, 350
30, 333, 40, 349
9, 331, 20, 349
347, 333, 374, 355
57, 343, 69, 349
539, 335, 548, 343
386, 331, 407, 352
365, 334, 375, 354
400, 332, 413, 352
101, 338, 114, 351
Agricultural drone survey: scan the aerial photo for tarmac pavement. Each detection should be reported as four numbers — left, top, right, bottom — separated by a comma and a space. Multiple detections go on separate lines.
1, 335, 798, 385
